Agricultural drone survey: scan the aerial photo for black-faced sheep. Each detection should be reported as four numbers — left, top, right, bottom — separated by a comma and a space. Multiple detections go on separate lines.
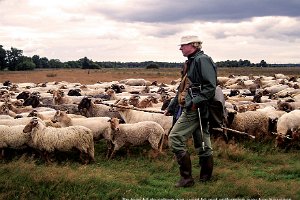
23, 117, 94, 163
78, 97, 122, 119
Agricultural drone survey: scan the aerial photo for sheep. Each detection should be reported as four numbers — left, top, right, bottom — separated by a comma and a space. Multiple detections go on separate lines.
104, 117, 164, 159
277, 100, 300, 112
51, 110, 111, 141
78, 97, 123, 119
276, 110, 300, 136
114, 98, 172, 135
119, 78, 150, 86
0, 124, 30, 158
226, 109, 270, 140
23, 117, 95, 163
275, 110, 300, 149
5, 102, 33, 114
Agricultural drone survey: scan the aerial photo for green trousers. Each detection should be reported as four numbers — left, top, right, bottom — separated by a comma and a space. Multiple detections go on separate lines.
168, 109, 213, 157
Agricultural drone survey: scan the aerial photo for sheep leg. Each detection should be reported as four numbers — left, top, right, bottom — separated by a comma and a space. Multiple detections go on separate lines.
79, 151, 89, 164
0, 149, 4, 159
159, 134, 165, 152
44, 151, 51, 164
109, 150, 117, 159
106, 141, 114, 159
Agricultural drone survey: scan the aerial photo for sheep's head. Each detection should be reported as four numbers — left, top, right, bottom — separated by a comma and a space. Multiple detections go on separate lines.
114, 98, 132, 111
78, 98, 92, 110
51, 110, 66, 123
129, 95, 140, 106
23, 117, 39, 133
108, 117, 121, 131
27, 109, 38, 117
0, 104, 9, 114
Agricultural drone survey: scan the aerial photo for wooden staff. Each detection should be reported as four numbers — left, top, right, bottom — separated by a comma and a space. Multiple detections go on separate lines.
98, 102, 165, 114
213, 126, 256, 139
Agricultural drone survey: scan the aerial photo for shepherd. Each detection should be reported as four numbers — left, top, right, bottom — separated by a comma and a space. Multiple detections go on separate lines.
164, 35, 217, 187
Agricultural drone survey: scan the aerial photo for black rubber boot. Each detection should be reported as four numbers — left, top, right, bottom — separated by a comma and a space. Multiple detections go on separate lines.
175, 151, 195, 187
199, 155, 213, 182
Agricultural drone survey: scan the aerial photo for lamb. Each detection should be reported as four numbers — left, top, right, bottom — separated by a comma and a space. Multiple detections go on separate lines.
23, 117, 95, 163
51, 110, 111, 141
104, 117, 164, 159
276, 110, 300, 146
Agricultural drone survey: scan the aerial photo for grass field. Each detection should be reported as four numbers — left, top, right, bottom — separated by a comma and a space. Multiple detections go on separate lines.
0, 67, 299, 199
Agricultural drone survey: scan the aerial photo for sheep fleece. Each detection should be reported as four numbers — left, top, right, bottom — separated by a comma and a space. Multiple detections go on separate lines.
31, 123, 94, 156
110, 121, 164, 150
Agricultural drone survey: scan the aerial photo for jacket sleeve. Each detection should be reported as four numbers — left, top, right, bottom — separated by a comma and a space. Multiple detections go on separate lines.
192, 56, 217, 106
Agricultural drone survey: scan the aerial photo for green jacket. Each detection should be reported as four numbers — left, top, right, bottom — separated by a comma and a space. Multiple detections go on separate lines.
168, 50, 217, 118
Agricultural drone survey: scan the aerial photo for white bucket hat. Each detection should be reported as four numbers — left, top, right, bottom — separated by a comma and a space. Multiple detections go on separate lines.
179, 35, 202, 45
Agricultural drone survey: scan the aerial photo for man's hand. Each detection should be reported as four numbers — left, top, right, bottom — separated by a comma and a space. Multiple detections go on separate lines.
191, 103, 197, 111
164, 110, 172, 116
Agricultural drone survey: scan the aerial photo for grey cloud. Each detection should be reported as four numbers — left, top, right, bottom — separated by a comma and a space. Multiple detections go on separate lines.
92, 0, 300, 23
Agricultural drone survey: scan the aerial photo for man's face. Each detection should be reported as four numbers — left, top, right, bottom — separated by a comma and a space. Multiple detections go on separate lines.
179, 43, 196, 57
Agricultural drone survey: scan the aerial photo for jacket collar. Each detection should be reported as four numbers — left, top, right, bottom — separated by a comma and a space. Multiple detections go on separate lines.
188, 50, 203, 60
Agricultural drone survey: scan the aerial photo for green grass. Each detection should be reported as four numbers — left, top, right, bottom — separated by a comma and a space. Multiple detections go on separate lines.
1, 139, 299, 200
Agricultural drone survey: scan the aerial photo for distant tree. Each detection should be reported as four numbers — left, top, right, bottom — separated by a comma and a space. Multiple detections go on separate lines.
80, 57, 91, 69
146, 63, 159, 69
16, 57, 36, 70
258, 60, 268, 67
65, 60, 81, 68
32, 55, 41, 68
49, 59, 64, 68
40, 57, 50, 68
6, 47, 23, 71
0, 45, 7, 70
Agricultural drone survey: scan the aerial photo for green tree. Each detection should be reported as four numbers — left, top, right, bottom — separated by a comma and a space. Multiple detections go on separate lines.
40, 57, 50, 68
80, 57, 91, 69
258, 60, 268, 67
0, 45, 7, 70
32, 55, 41, 68
16, 57, 36, 70
49, 59, 64, 68
6, 47, 23, 71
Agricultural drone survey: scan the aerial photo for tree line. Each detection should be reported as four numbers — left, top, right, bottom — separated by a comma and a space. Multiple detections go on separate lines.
0, 45, 298, 71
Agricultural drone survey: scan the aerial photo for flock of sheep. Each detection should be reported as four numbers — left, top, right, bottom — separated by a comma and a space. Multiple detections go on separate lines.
0, 73, 299, 163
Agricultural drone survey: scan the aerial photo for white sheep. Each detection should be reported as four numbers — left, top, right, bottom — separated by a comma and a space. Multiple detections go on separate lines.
114, 98, 172, 135
0, 124, 30, 158
51, 110, 111, 141
276, 110, 300, 136
23, 117, 95, 163
104, 117, 164, 159
275, 110, 300, 148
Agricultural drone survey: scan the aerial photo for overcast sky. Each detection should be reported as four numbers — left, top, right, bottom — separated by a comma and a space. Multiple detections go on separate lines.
1, 0, 300, 64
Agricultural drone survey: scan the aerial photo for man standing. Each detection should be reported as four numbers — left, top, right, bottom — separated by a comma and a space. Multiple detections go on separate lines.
165, 35, 217, 187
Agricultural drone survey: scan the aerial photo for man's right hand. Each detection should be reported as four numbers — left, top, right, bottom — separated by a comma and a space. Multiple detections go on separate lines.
164, 110, 172, 116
